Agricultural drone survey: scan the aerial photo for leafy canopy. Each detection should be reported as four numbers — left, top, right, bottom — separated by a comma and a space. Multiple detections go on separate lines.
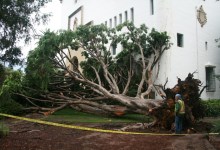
25, 23, 170, 96
0, 0, 51, 66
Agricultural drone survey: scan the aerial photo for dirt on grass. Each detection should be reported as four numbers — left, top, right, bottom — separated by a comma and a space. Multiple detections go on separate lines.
0, 114, 219, 150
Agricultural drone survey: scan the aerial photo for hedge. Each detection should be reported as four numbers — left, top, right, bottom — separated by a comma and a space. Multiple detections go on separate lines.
202, 99, 220, 117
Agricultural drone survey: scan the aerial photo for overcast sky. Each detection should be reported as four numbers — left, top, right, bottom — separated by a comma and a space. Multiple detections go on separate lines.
20, 0, 62, 59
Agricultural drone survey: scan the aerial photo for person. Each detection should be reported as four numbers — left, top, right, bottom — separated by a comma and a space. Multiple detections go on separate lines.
174, 94, 185, 134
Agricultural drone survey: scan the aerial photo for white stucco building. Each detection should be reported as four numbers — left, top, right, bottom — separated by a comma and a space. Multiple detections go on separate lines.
60, 0, 220, 100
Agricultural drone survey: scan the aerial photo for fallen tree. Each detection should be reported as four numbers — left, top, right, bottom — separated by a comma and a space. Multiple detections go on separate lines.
5, 23, 206, 130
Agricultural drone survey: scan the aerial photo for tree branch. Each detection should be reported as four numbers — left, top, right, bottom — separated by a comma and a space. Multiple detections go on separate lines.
91, 66, 102, 85
122, 70, 132, 95
136, 43, 148, 98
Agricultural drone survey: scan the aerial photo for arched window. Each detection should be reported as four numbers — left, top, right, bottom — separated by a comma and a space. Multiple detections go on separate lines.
71, 56, 79, 71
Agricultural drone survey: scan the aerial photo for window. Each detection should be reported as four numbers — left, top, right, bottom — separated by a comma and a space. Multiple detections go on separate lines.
125, 11, 128, 22
177, 33, 184, 47
71, 56, 79, 71
150, 0, 154, 15
109, 19, 112, 28
205, 41, 208, 50
68, 6, 83, 30
114, 16, 117, 27
130, 8, 134, 23
112, 45, 117, 55
119, 13, 122, 24
206, 67, 216, 92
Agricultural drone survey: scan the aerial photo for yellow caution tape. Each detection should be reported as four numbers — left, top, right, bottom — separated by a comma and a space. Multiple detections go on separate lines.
0, 113, 218, 136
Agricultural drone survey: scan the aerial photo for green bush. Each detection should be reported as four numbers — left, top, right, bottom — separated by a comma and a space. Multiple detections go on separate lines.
0, 99, 23, 115
211, 120, 220, 133
202, 99, 220, 117
0, 121, 9, 137
0, 70, 23, 115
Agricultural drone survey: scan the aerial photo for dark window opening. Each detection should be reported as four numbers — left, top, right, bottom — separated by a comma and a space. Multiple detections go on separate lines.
177, 33, 184, 47
125, 11, 128, 21
131, 8, 134, 22
109, 19, 112, 28
71, 56, 79, 71
119, 13, 122, 24
150, 0, 154, 15
112, 45, 117, 55
206, 67, 216, 92
114, 16, 117, 27
205, 41, 208, 50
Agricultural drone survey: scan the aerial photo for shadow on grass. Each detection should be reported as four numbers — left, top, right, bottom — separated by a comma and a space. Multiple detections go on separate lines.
44, 108, 152, 123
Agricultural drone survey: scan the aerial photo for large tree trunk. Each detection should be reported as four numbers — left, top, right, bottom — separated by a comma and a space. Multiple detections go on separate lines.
156, 72, 205, 129
21, 25, 204, 131
20, 73, 204, 131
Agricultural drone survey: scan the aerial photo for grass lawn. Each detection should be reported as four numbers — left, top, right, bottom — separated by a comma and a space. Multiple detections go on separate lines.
202, 117, 220, 127
42, 108, 220, 133
212, 120, 220, 133
202, 117, 220, 133
44, 108, 151, 123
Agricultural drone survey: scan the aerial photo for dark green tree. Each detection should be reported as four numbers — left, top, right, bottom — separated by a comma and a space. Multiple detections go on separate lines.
21, 23, 174, 127
0, 0, 50, 66
0, 69, 23, 115
10, 22, 205, 131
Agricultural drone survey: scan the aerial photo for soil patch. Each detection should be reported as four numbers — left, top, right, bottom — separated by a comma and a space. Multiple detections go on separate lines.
0, 114, 219, 150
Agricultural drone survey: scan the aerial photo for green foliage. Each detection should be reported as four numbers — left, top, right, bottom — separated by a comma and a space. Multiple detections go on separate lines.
211, 120, 220, 133
0, 70, 22, 96
0, 121, 9, 137
76, 24, 110, 59
0, 64, 13, 88
81, 58, 102, 80
25, 31, 59, 91
0, 70, 23, 115
0, 0, 51, 66
117, 22, 150, 56
202, 100, 220, 117
24, 22, 171, 103
80, 23, 171, 95
0, 99, 23, 115
0, 64, 6, 87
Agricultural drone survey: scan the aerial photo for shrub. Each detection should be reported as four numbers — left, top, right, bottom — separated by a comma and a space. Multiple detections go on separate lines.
202, 99, 220, 117
0, 99, 23, 115
0, 121, 9, 137
211, 120, 220, 133
0, 70, 23, 115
